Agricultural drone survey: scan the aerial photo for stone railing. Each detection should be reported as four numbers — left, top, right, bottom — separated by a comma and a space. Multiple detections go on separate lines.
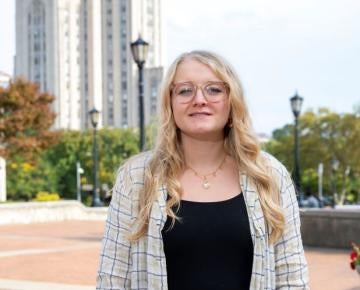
300, 207, 360, 249
0, 201, 108, 225
1, 201, 359, 249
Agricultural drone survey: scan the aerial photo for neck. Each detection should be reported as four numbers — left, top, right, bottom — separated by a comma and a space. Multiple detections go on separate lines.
181, 133, 227, 171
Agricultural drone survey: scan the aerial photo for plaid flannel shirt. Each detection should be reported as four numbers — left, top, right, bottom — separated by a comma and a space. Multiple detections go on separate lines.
96, 151, 309, 290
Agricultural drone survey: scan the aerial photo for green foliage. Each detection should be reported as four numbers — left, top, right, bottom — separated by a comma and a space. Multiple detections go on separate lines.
34, 191, 60, 202
97, 128, 139, 186
145, 117, 159, 150
265, 108, 360, 204
6, 127, 140, 202
42, 130, 85, 199
302, 168, 318, 194
40, 128, 139, 199
6, 158, 58, 201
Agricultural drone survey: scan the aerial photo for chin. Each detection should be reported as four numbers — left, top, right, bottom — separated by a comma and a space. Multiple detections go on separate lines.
181, 127, 224, 140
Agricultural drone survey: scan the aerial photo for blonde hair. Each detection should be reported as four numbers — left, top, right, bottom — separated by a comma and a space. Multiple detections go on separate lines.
128, 50, 285, 244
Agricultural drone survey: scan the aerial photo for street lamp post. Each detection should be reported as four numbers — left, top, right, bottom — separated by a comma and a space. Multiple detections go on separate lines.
331, 158, 339, 207
290, 92, 304, 204
318, 162, 324, 207
130, 35, 149, 151
89, 107, 103, 207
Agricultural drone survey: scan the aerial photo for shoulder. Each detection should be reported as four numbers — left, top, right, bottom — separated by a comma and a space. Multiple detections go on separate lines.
259, 151, 298, 208
113, 151, 154, 195
259, 151, 294, 193
123, 150, 154, 176
260, 150, 289, 178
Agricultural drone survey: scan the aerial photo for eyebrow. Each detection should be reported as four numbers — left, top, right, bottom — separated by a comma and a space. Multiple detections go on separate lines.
172, 80, 224, 85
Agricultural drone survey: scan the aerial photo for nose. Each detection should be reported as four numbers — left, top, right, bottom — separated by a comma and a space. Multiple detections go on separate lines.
192, 87, 207, 105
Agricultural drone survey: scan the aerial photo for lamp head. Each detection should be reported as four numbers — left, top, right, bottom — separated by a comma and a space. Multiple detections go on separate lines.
89, 107, 100, 128
130, 35, 149, 66
290, 91, 304, 117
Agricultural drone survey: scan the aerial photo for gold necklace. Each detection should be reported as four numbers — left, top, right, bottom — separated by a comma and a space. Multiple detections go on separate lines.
187, 155, 227, 189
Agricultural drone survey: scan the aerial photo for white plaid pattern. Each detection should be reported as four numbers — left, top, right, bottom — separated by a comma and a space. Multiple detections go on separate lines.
97, 151, 309, 289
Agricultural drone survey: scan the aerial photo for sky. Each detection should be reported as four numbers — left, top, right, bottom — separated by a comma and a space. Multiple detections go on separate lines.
0, 0, 359, 135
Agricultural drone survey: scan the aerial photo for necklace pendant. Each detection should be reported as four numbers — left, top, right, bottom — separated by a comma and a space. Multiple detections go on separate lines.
202, 178, 210, 189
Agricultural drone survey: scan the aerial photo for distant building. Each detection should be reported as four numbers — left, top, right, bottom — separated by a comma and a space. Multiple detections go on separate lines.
15, 0, 164, 130
0, 71, 11, 88
143, 67, 163, 124
100, 0, 164, 128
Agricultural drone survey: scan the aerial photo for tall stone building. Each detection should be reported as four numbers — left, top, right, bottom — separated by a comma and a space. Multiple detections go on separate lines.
99, 0, 164, 129
15, 0, 164, 130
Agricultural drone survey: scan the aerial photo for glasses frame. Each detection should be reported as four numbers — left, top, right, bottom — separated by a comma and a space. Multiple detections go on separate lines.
170, 81, 230, 104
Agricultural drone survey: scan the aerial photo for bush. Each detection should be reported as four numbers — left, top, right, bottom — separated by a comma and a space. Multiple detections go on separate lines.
34, 191, 60, 202
6, 158, 58, 201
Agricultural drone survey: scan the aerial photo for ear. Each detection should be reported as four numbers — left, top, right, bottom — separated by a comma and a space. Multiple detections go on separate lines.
227, 105, 233, 127
227, 117, 233, 128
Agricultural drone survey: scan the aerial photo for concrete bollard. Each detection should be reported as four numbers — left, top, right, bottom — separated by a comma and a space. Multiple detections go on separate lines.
0, 157, 6, 202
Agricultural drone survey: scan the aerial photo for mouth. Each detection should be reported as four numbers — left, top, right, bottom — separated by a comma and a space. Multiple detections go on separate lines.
189, 112, 212, 117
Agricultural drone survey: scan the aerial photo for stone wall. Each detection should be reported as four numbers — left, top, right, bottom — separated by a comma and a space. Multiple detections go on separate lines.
0, 201, 107, 225
1, 201, 359, 249
300, 208, 360, 249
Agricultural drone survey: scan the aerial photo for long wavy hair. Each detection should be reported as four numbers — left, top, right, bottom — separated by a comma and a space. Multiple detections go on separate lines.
127, 50, 285, 244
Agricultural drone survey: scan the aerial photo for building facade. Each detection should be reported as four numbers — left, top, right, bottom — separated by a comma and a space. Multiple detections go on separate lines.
15, 0, 164, 130
99, 0, 164, 129
15, 0, 82, 129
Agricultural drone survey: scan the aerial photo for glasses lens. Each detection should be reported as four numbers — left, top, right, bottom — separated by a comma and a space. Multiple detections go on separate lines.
172, 82, 228, 103
174, 83, 195, 103
204, 82, 227, 101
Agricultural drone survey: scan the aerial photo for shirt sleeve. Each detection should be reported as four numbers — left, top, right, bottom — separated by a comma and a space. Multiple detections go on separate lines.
274, 165, 310, 289
96, 165, 134, 290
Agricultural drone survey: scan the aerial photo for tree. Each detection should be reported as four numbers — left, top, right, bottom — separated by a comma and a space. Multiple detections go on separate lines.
41, 128, 139, 200
0, 78, 58, 160
264, 108, 360, 204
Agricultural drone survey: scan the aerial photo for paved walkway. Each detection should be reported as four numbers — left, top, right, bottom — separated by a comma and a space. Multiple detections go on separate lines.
0, 220, 359, 290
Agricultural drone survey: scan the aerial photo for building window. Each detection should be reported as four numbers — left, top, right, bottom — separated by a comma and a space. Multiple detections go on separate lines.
29, 0, 47, 90
121, 97, 128, 127
122, 81, 127, 90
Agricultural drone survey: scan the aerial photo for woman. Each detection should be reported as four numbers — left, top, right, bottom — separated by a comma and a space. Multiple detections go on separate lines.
96, 50, 309, 290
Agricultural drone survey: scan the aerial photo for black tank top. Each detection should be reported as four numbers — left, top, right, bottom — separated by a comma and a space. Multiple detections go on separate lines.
161, 193, 253, 290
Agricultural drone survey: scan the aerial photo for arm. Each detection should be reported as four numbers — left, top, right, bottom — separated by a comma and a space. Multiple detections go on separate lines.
274, 165, 310, 289
96, 165, 134, 290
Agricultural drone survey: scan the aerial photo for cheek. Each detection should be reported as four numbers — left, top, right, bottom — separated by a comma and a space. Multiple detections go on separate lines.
221, 102, 231, 123
171, 100, 182, 127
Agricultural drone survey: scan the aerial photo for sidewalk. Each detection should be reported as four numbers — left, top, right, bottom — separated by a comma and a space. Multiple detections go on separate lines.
0, 220, 359, 290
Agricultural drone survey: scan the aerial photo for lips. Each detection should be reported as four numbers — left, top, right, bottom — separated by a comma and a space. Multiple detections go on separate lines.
189, 112, 212, 117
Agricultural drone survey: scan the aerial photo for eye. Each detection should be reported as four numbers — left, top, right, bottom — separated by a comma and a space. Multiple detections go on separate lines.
176, 85, 194, 97
205, 84, 225, 95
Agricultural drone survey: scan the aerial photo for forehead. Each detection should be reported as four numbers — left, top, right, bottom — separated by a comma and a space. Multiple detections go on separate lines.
173, 58, 222, 83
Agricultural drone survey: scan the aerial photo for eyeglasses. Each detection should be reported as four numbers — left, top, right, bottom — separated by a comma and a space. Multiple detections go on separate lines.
171, 81, 229, 104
